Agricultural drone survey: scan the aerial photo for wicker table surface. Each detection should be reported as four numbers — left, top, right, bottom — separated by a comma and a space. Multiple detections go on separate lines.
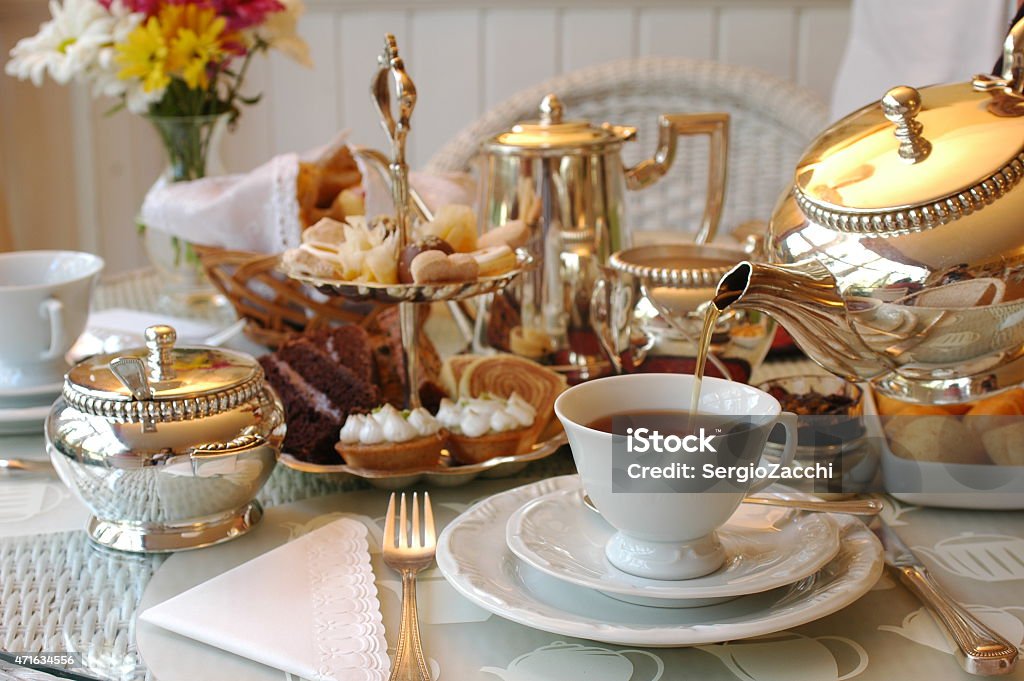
1, 269, 825, 680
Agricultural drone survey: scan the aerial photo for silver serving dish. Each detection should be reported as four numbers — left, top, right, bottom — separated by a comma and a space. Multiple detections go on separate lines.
280, 431, 567, 490
608, 243, 775, 382
45, 324, 285, 553
282, 251, 534, 304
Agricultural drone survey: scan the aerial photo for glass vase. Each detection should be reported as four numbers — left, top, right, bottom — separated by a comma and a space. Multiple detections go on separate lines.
142, 113, 232, 320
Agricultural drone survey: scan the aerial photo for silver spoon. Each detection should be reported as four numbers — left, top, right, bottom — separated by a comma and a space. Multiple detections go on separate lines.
582, 493, 882, 517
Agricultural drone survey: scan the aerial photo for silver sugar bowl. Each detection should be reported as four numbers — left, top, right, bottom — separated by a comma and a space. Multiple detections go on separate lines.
45, 324, 285, 553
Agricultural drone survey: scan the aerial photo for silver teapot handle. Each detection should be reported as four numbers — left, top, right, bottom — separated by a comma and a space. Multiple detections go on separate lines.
624, 112, 729, 245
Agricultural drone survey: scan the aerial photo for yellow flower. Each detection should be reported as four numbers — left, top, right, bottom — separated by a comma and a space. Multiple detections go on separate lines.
115, 17, 170, 94
165, 6, 230, 90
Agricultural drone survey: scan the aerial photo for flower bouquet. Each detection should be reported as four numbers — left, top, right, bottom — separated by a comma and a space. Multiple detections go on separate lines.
5, 0, 310, 313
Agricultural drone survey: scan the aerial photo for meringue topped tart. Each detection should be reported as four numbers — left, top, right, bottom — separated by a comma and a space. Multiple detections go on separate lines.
337, 404, 446, 471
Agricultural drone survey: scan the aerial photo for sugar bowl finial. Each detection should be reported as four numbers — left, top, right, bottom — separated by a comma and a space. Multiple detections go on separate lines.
145, 324, 177, 381
882, 85, 931, 163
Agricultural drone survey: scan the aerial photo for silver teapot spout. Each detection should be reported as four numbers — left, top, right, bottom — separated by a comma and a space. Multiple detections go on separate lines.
716, 260, 888, 383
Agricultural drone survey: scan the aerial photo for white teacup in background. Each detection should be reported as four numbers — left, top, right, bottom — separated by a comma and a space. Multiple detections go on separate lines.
0, 250, 104, 388
555, 373, 797, 581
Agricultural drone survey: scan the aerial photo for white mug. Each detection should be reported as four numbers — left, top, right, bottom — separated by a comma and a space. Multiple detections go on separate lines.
0, 250, 104, 388
555, 373, 797, 580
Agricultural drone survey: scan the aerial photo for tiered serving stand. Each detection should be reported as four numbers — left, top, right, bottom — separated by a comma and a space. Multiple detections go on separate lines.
281, 35, 564, 485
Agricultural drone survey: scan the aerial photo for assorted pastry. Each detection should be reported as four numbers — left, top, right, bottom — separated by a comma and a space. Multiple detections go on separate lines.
875, 388, 1024, 466
259, 321, 567, 470
281, 206, 529, 285
296, 144, 365, 228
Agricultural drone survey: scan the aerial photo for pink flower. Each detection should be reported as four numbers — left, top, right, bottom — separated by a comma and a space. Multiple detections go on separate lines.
210, 0, 284, 30
98, 0, 163, 16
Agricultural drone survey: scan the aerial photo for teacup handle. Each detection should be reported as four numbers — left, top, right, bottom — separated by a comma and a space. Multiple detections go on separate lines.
749, 411, 797, 494
38, 298, 66, 361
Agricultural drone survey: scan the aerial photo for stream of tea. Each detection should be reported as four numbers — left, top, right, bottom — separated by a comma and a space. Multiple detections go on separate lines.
687, 289, 741, 432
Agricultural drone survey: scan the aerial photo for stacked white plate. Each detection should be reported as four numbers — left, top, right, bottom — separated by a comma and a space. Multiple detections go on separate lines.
0, 379, 62, 435
436, 475, 883, 646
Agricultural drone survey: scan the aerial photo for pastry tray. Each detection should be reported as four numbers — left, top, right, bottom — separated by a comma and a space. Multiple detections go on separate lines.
281, 251, 534, 304
279, 431, 567, 489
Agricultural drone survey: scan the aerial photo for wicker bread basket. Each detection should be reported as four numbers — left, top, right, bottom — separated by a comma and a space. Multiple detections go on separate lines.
193, 244, 381, 348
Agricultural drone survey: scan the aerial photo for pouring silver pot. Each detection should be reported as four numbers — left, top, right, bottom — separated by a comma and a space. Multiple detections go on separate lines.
45, 325, 285, 553
474, 94, 729, 380
716, 19, 1024, 404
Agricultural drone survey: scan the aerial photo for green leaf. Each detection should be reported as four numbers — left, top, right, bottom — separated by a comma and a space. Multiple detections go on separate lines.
105, 101, 126, 117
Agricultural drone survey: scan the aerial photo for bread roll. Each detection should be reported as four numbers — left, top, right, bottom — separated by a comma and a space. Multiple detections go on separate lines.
883, 405, 951, 439
981, 422, 1024, 466
887, 415, 989, 465
965, 392, 1023, 433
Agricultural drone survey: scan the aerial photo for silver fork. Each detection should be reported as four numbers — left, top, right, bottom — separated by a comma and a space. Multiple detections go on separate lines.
382, 492, 435, 681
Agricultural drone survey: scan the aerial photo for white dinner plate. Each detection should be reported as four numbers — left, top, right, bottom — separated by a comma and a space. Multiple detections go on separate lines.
437, 476, 883, 647
0, 403, 51, 435
506, 484, 840, 607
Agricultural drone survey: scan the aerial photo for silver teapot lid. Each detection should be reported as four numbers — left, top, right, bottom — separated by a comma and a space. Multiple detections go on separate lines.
485, 93, 635, 154
63, 324, 264, 423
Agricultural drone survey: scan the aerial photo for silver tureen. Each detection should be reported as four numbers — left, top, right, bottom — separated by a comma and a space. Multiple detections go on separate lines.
45, 325, 285, 553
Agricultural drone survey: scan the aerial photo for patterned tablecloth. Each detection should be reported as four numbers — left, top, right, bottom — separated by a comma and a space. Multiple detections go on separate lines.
1, 271, 1022, 681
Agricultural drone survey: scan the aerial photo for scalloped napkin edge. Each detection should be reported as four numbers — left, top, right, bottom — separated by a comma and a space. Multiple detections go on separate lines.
140, 518, 390, 681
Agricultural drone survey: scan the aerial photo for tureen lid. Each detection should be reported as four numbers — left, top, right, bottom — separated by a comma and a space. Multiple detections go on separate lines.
63, 324, 264, 423
794, 80, 1024, 234
485, 93, 633, 153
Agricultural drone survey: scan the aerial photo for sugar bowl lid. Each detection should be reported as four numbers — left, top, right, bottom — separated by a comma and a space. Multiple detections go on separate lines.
63, 324, 264, 423
485, 93, 634, 153
794, 78, 1024, 235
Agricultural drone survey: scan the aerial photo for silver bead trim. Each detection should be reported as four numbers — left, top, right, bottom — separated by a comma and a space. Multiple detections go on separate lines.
794, 153, 1024, 235
62, 375, 265, 423
608, 252, 733, 289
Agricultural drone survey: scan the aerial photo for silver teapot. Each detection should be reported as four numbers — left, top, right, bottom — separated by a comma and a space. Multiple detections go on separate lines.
474, 94, 728, 379
716, 19, 1024, 405
45, 325, 285, 553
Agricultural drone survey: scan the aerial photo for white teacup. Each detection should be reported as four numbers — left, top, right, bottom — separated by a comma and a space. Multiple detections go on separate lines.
0, 250, 104, 388
555, 373, 797, 580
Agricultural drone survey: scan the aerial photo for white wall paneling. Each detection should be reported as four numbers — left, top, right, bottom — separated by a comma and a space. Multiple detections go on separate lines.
483, 9, 559, 108
0, 0, 851, 273
638, 8, 717, 60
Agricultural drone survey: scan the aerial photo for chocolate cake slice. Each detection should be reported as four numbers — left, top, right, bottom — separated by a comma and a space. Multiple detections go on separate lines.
310, 325, 377, 385
371, 308, 446, 411
260, 328, 380, 464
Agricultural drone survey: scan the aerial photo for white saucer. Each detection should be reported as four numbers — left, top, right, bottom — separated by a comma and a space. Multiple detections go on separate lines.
0, 403, 51, 435
0, 379, 62, 408
506, 485, 840, 608
437, 476, 883, 647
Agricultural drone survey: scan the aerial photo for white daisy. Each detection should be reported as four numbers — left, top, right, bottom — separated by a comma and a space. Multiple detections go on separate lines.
5, 0, 117, 86
90, 0, 154, 111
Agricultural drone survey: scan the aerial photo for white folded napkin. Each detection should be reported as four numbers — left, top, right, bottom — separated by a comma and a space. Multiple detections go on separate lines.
139, 518, 390, 681
139, 133, 476, 254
